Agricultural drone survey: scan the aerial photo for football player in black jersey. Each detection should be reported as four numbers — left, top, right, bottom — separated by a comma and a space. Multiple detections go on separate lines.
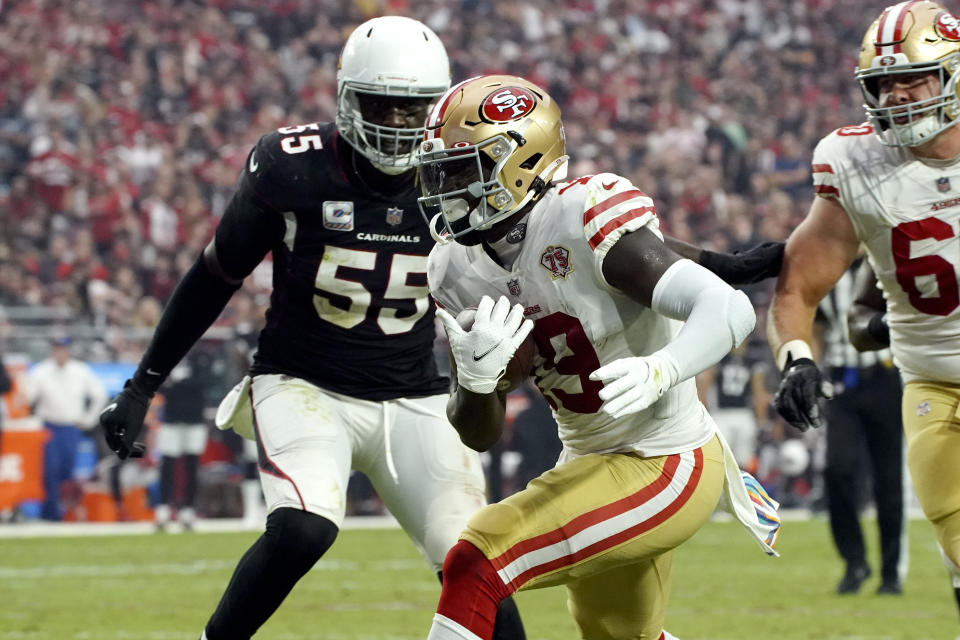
98, 17, 527, 640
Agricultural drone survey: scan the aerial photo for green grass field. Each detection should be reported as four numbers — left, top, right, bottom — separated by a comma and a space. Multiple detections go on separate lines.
0, 517, 955, 640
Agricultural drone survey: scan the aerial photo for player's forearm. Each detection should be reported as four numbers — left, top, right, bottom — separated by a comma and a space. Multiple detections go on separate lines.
767, 290, 819, 369
768, 196, 860, 368
846, 259, 889, 352
446, 388, 506, 452
134, 253, 240, 393
662, 236, 701, 261
650, 260, 756, 385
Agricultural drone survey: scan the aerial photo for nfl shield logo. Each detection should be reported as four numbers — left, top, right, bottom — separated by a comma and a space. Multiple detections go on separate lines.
386, 206, 404, 226
938, 177, 951, 193
507, 279, 521, 296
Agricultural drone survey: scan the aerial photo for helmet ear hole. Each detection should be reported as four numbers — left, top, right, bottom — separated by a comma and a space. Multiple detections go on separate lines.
519, 153, 542, 170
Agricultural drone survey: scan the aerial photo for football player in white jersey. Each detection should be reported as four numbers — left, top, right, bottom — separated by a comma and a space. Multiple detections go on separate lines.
769, 0, 960, 626
417, 74, 780, 640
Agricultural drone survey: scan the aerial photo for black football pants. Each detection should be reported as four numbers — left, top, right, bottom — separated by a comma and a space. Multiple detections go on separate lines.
823, 365, 905, 583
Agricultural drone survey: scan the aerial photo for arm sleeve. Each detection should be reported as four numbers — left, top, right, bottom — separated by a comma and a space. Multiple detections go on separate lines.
650, 259, 757, 385
133, 191, 283, 393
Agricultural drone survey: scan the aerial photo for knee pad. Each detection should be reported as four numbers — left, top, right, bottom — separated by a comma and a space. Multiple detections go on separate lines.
265, 507, 338, 566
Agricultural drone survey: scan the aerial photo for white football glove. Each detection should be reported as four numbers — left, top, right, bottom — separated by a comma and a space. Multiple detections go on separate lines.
589, 354, 679, 419
436, 295, 533, 394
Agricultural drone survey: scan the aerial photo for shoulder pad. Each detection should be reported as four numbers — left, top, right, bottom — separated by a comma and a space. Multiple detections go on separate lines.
814, 123, 875, 164
581, 173, 645, 206
812, 124, 876, 201
239, 123, 336, 211
578, 173, 659, 252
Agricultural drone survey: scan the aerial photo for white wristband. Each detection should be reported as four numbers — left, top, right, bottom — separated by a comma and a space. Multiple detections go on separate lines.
776, 339, 814, 371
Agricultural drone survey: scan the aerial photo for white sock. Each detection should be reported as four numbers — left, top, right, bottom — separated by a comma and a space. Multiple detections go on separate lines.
662, 631, 681, 640
426, 614, 483, 640
179, 507, 196, 527
154, 504, 171, 525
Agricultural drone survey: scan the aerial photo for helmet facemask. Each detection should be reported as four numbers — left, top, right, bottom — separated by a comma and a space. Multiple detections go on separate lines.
337, 85, 440, 174
418, 135, 519, 244
857, 55, 960, 147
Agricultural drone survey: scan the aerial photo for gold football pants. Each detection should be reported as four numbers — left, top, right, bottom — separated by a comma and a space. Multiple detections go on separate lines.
461, 436, 724, 639
902, 382, 960, 573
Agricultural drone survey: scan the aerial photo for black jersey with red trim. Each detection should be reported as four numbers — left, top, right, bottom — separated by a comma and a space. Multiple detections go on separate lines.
232, 122, 446, 400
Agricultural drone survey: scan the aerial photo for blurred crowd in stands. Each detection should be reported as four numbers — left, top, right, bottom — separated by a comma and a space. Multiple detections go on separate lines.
0, 0, 887, 511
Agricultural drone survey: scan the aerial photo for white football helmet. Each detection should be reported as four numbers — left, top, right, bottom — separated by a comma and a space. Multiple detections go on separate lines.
857, 1, 960, 147
337, 16, 450, 173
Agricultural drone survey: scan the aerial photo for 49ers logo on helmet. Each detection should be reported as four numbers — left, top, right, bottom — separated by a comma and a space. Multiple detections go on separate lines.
481, 87, 537, 122
935, 11, 960, 41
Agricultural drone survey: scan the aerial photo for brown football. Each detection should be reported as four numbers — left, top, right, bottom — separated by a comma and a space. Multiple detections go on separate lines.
498, 333, 536, 393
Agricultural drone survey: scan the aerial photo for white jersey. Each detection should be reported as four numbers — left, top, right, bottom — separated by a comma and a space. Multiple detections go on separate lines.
428, 173, 716, 457
813, 123, 960, 383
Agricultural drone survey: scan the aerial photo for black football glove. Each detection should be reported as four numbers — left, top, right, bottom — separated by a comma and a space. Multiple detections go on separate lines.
100, 378, 153, 459
698, 241, 785, 285
772, 358, 834, 432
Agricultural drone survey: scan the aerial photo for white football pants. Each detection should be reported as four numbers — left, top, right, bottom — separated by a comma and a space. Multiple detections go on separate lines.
250, 374, 487, 571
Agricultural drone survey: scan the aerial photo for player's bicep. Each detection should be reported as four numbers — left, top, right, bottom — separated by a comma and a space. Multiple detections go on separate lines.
778, 196, 859, 307
210, 191, 284, 283
601, 227, 682, 307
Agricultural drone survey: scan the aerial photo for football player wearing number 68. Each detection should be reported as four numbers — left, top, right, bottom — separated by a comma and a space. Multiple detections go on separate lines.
96, 17, 530, 640
420, 74, 781, 640
768, 0, 960, 628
